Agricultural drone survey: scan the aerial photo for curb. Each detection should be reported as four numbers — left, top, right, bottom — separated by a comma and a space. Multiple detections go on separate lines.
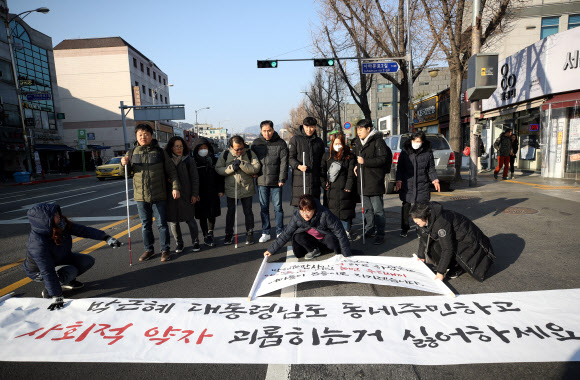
1, 174, 94, 187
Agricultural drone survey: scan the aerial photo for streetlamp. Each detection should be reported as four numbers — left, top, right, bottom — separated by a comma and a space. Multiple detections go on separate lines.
152, 83, 173, 141
194, 107, 210, 136
4, 7, 50, 175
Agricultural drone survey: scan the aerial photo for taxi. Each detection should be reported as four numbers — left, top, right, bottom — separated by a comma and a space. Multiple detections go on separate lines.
95, 157, 130, 181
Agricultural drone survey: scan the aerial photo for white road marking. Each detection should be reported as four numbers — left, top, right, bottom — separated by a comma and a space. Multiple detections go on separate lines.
1, 191, 97, 214
0, 183, 72, 197
59, 190, 128, 209
0, 182, 117, 206
110, 198, 137, 209
0, 216, 129, 225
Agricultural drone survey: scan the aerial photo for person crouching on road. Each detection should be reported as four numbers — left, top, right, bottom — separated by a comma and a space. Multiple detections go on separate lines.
215, 135, 261, 245
23, 203, 122, 310
164, 136, 201, 254
264, 194, 352, 260
410, 202, 495, 282
121, 124, 181, 263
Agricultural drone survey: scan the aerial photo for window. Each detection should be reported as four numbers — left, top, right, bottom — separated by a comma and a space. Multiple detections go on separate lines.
569, 14, 580, 29
154, 93, 157, 100
148, 88, 152, 97
142, 84, 146, 94
135, 81, 139, 87
158, 75, 161, 83
165, 96, 168, 104
541, 16, 559, 39
377, 83, 392, 92
133, 57, 137, 68
163, 78, 166, 85
377, 102, 391, 111
146, 67, 150, 76
140, 62, 144, 72
153, 72, 156, 80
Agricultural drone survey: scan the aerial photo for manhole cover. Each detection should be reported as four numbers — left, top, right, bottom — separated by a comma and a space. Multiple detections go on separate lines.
449, 196, 478, 201
502, 207, 538, 214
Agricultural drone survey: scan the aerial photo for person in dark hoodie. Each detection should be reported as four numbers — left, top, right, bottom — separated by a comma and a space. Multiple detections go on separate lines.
251, 120, 289, 243
288, 117, 325, 207
23, 203, 122, 310
191, 137, 225, 247
395, 131, 440, 237
263, 194, 351, 260
493, 128, 513, 180
410, 202, 495, 281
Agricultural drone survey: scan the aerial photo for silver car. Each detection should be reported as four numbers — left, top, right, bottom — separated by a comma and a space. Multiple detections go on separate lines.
384, 133, 456, 193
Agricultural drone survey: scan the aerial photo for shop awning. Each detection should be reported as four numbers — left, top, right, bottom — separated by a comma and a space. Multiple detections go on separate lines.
541, 91, 580, 111
88, 145, 111, 150
34, 144, 76, 151
482, 98, 548, 119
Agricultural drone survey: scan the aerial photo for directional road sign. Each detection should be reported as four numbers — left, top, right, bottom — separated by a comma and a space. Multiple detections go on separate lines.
362, 62, 399, 74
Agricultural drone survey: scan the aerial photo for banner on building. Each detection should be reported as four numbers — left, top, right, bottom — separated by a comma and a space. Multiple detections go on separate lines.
0, 289, 579, 364
254, 255, 454, 298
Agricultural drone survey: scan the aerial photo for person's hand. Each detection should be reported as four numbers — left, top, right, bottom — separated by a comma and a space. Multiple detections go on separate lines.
432, 179, 440, 192
344, 189, 351, 192
298, 165, 307, 172
395, 181, 402, 192
278, 182, 284, 187
264, 251, 271, 257
357, 156, 364, 164
173, 190, 180, 199
121, 156, 129, 166
232, 159, 241, 171
434, 273, 445, 281
48, 296, 64, 311
325, 182, 330, 191
106, 236, 122, 248
218, 192, 224, 198
191, 196, 197, 204
353, 166, 358, 177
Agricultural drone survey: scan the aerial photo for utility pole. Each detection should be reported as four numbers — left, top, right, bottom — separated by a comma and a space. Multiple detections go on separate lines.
469, 0, 482, 187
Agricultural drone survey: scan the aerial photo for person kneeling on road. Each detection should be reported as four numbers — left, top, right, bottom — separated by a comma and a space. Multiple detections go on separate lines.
411, 202, 495, 282
263, 194, 351, 260
23, 203, 122, 311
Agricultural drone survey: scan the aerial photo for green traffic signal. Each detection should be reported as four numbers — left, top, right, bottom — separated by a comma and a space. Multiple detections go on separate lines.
257, 60, 278, 69
314, 58, 336, 67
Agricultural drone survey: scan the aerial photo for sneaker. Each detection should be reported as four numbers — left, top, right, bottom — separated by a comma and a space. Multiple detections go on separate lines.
139, 250, 154, 262
346, 231, 352, 241
510, 174, 514, 179
61, 279, 84, 290
175, 243, 184, 253
160, 251, 172, 262
502, 176, 508, 180
246, 232, 255, 245
447, 267, 465, 279
493, 173, 498, 179
204, 234, 216, 247
304, 248, 321, 260
41, 288, 51, 299
192, 240, 201, 252
259, 233, 270, 243
373, 235, 385, 245
224, 235, 233, 245
400, 231, 408, 238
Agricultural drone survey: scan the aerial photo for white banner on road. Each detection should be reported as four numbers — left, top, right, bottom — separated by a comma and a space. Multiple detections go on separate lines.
0, 289, 579, 364
254, 255, 454, 298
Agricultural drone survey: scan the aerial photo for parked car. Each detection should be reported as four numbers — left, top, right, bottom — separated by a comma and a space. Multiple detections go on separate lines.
384, 133, 456, 193
95, 157, 130, 181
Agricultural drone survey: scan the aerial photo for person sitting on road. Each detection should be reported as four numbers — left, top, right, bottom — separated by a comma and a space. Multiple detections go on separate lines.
410, 201, 495, 282
23, 203, 122, 311
264, 194, 352, 260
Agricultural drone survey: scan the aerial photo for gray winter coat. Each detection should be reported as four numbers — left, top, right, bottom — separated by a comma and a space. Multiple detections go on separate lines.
251, 131, 289, 187
166, 155, 199, 223
215, 146, 261, 199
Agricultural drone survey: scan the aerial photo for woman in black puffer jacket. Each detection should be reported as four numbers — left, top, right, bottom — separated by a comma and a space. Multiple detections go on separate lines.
395, 131, 440, 237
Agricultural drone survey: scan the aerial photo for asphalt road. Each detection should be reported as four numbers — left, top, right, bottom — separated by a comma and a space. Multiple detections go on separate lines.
0, 173, 579, 379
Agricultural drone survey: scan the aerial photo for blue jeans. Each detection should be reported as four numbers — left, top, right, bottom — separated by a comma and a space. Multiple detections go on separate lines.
258, 186, 284, 235
136, 200, 170, 252
341, 219, 351, 232
362, 195, 385, 237
34, 253, 95, 286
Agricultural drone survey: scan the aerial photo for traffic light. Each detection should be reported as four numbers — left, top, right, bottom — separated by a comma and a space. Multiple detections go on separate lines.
314, 58, 335, 67
257, 60, 278, 69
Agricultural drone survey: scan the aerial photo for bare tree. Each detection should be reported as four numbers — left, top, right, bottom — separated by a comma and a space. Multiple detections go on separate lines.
283, 99, 310, 138
304, 69, 339, 145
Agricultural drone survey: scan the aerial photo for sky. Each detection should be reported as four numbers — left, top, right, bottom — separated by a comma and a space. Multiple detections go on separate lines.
12, 0, 322, 133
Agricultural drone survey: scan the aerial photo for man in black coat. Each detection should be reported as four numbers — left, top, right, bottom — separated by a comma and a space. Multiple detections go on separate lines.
251, 120, 289, 243
288, 117, 325, 207
352, 119, 392, 245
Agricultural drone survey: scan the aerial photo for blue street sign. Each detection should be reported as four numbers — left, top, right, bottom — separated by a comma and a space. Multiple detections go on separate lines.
26, 93, 52, 101
344, 122, 351, 129
362, 62, 399, 74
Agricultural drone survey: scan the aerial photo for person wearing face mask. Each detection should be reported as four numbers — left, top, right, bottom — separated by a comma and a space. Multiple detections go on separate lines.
23, 203, 122, 310
395, 131, 440, 237
321, 133, 357, 240
191, 138, 224, 247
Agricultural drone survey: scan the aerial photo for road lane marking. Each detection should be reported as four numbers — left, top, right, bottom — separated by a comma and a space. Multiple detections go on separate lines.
72, 215, 139, 243
0, 278, 32, 297
1, 191, 97, 214
0, 182, 118, 206
60, 190, 129, 209
0, 259, 25, 274
0, 183, 73, 197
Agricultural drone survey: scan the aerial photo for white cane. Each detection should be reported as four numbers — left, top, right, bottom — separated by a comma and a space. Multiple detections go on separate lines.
234, 170, 238, 249
302, 152, 306, 195
124, 164, 132, 265
360, 161, 365, 245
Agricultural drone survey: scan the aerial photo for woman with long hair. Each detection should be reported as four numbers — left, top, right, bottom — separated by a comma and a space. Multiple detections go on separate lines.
164, 136, 200, 256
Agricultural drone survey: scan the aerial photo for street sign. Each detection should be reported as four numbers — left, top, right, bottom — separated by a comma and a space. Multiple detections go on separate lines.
26, 93, 52, 101
361, 62, 399, 74
570, 153, 580, 162
78, 129, 87, 150
344, 122, 351, 129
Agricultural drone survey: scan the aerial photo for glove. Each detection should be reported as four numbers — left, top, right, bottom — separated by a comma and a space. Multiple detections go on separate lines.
48, 296, 64, 311
232, 159, 241, 171
106, 236, 122, 248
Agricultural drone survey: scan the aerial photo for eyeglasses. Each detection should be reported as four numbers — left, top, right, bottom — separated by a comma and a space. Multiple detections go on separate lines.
233, 147, 245, 152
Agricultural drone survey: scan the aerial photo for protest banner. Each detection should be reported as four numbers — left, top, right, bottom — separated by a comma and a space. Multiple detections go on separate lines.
0, 289, 579, 364
253, 255, 455, 298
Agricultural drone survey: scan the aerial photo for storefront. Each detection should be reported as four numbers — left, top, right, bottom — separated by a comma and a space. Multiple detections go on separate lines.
412, 95, 438, 133
482, 26, 580, 178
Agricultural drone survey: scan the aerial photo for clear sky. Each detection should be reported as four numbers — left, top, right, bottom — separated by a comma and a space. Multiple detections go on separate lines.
12, 0, 321, 133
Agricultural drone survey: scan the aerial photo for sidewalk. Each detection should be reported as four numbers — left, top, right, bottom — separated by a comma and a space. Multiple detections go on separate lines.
455, 169, 580, 190
0, 171, 94, 187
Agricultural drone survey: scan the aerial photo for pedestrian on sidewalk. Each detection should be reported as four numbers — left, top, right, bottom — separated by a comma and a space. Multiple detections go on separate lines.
411, 201, 495, 282
352, 119, 392, 245
251, 120, 289, 243
215, 135, 261, 245
395, 131, 440, 238
509, 133, 519, 179
263, 194, 351, 260
288, 117, 325, 207
493, 128, 513, 180
121, 124, 180, 262
164, 136, 201, 254
321, 133, 357, 240
23, 203, 122, 310
191, 137, 224, 247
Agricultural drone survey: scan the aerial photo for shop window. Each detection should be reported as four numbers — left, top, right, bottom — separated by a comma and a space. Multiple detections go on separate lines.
541, 16, 559, 39
569, 14, 580, 29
